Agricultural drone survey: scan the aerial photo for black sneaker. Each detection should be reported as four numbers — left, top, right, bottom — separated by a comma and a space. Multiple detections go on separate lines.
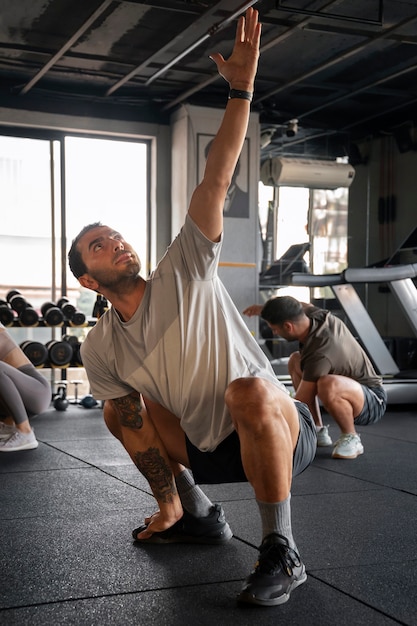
238, 533, 307, 606
132, 503, 233, 545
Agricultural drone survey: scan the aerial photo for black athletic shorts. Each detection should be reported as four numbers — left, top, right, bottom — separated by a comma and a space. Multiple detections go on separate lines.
185, 401, 317, 484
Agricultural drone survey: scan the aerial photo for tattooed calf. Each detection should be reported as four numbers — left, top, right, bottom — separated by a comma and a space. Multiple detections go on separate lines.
134, 447, 177, 503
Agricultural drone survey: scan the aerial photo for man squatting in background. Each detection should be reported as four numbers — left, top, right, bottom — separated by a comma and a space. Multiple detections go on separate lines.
244, 296, 387, 458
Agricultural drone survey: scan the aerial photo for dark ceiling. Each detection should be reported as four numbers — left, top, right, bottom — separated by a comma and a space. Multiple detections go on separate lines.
1, 0, 417, 161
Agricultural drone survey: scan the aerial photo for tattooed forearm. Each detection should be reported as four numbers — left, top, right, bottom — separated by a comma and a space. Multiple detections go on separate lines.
134, 447, 177, 503
112, 393, 143, 429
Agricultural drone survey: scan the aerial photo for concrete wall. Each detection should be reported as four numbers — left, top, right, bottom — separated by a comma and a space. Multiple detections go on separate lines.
170, 104, 261, 334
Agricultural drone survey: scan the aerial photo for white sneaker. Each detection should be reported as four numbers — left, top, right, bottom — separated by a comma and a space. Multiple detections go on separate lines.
0, 429, 38, 452
316, 425, 332, 447
332, 433, 364, 459
0, 421, 17, 440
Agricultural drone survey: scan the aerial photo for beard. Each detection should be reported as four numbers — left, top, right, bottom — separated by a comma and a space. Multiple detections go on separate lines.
89, 257, 141, 292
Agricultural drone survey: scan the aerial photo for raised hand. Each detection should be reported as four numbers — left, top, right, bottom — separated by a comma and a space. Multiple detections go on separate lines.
210, 7, 261, 92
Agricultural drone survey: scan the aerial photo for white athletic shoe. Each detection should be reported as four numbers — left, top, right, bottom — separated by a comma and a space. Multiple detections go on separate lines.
316, 425, 332, 447
332, 433, 364, 459
0, 429, 38, 452
0, 421, 17, 440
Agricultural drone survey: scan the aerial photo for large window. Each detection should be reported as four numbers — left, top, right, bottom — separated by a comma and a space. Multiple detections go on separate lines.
258, 183, 310, 301
64, 136, 148, 315
1, 136, 57, 295
0, 133, 149, 397
309, 188, 349, 299
0, 136, 59, 359
258, 182, 349, 301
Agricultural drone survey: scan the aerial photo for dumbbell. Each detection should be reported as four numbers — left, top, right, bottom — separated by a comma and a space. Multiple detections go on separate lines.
62, 334, 83, 367
18, 305, 39, 327
5, 290, 39, 326
62, 334, 79, 347
0, 300, 15, 326
80, 394, 98, 409
71, 341, 83, 366
57, 297, 86, 326
53, 383, 69, 411
57, 297, 77, 320
69, 310, 87, 326
20, 340, 48, 367
6, 290, 27, 314
45, 339, 74, 368
41, 302, 65, 327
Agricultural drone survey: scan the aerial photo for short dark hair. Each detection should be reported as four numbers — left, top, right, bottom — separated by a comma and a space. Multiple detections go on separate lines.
68, 222, 102, 279
261, 296, 303, 325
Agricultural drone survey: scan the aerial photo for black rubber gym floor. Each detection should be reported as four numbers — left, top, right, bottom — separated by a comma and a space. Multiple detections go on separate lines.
1, 403, 416, 625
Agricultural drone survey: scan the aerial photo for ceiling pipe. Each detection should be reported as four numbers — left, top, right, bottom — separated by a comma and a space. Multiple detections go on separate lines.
106, 0, 229, 96
144, 0, 259, 87
269, 71, 417, 156
276, 0, 383, 26
343, 95, 417, 132
106, 0, 259, 97
163, 73, 222, 111
162, 0, 342, 111
297, 62, 417, 123
255, 11, 417, 105
161, 1, 417, 122
302, 21, 417, 46
19, 0, 115, 95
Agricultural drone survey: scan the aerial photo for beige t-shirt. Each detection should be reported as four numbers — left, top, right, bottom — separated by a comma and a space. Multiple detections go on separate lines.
81, 215, 287, 452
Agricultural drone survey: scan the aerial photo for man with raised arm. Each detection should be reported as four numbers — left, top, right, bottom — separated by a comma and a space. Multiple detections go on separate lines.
68, 9, 316, 607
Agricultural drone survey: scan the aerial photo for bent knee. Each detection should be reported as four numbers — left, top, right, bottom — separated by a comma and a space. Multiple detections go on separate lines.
317, 374, 348, 394
225, 377, 291, 427
317, 375, 362, 404
288, 351, 301, 369
225, 377, 273, 407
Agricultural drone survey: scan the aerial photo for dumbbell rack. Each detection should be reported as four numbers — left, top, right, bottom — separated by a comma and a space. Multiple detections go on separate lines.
8, 318, 96, 400
9, 318, 96, 364
2, 293, 108, 408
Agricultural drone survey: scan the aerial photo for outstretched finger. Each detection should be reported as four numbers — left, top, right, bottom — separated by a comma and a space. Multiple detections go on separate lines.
243, 7, 258, 43
235, 13, 245, 45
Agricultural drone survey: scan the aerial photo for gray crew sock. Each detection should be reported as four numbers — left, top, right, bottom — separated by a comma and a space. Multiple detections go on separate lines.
175, 469, 213, 518
256, 494, 296, 550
